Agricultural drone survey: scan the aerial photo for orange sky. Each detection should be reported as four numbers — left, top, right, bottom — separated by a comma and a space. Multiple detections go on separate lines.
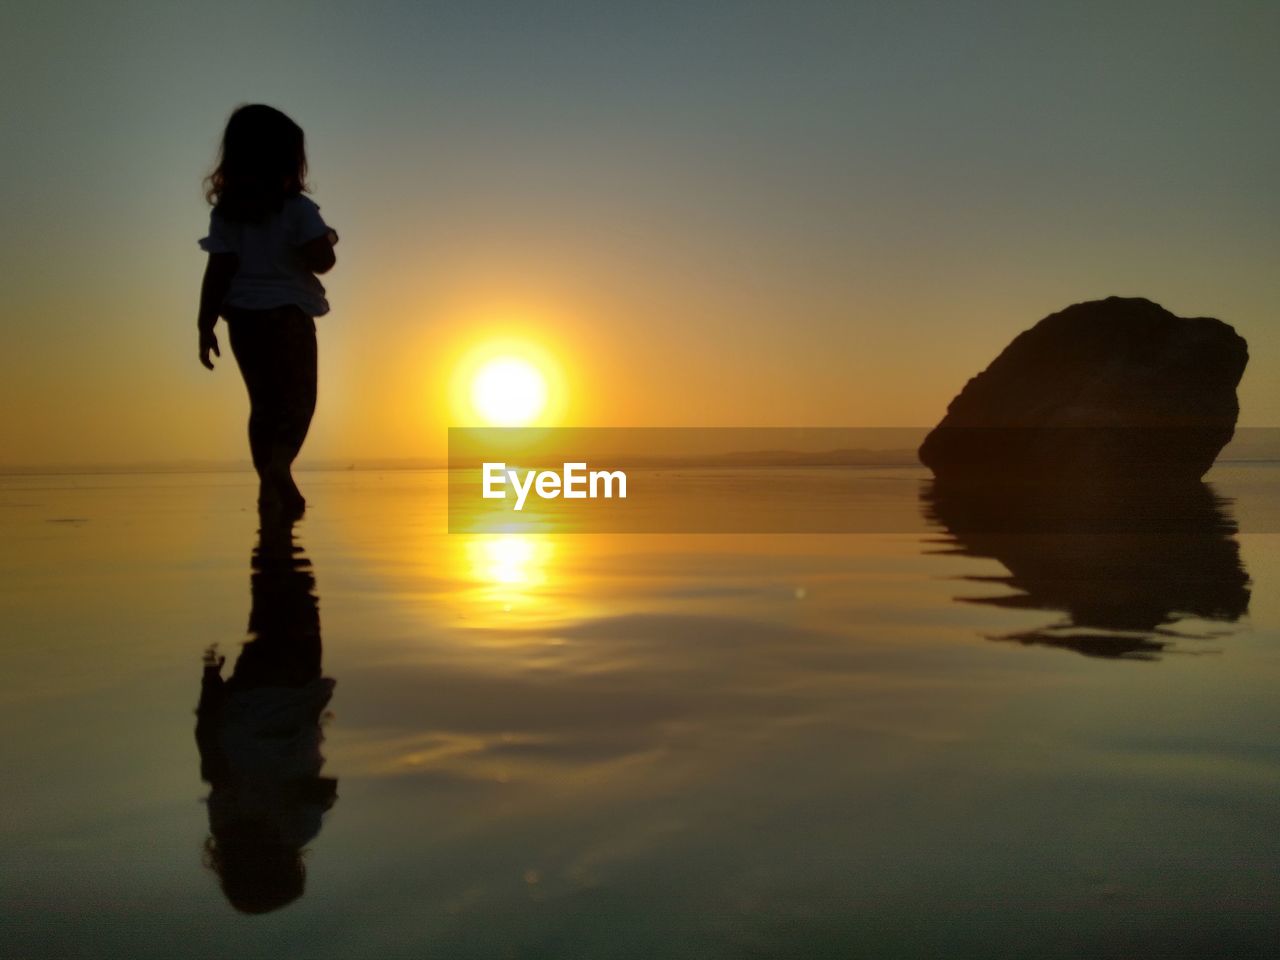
1, 1, 1276, 467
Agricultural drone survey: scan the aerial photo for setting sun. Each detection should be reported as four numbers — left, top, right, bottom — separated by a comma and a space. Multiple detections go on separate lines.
471, 357, 547, 426
447, 332, 568, 428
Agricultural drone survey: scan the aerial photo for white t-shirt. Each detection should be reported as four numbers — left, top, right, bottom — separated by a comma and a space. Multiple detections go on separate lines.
198, 194, 335, 317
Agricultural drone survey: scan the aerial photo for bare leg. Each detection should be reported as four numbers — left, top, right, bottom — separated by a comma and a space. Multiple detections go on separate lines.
271, 311, 317, 516
228, 308, 317, 518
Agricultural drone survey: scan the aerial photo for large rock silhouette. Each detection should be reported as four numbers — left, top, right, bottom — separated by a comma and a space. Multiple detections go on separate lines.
919, 297, 1248, 482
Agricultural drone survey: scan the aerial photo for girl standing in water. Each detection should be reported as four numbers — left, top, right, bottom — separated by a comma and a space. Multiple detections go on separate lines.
196, 104, 338, 517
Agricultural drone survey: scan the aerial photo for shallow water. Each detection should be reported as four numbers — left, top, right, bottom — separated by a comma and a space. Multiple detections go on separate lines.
2, 467, 1278, 958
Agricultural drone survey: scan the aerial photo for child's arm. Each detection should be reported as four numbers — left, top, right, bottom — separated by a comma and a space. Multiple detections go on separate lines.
195, 647, 230, 784
197, 252, 239, 370
299, 228, 338, 275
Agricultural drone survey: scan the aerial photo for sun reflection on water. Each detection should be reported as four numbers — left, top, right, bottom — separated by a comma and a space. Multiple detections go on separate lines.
465, 534, 556, 614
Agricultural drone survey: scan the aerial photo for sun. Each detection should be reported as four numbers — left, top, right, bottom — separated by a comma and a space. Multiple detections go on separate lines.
470, 356, 548, 426
447, 333, 567, 428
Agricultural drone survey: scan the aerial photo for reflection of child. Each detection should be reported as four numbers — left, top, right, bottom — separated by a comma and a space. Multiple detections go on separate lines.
195, 104, 338, 517
197, 649, 336, 913
195, 522, 336, 913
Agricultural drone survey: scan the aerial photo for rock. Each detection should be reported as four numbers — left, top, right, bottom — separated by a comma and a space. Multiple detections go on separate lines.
918, 297, 1248, 482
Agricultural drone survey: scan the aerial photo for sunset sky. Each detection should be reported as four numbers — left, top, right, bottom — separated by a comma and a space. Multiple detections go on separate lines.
1, 0, 1276, 467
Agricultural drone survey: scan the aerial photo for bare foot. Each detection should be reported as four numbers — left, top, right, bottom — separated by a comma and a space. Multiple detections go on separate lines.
257, 477, 284, 517
264, 457, 305, 518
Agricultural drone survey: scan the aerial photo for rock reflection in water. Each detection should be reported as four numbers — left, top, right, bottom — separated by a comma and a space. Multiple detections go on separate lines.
921, 479, 1251, 660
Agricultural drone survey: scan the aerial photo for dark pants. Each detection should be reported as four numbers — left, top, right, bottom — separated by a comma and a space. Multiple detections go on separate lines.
225, 305, 317, 476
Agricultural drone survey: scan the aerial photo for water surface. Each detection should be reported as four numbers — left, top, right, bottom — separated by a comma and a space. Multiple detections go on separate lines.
2, 467, 1278, 958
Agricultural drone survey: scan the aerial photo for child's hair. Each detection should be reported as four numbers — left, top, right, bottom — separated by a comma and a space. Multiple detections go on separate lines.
203, 833, 306, 914
205, 104, 309, 223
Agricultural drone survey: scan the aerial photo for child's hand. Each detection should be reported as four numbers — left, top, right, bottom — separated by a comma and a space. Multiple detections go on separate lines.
299, 232, 337, 275
199, 328, 220, 370
202, 645, 226, 679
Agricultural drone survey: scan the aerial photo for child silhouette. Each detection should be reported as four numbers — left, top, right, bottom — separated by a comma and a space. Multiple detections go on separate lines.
197, 104, 338, 517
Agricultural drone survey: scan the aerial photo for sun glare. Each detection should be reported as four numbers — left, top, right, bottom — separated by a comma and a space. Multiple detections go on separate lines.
471, 357, 548, 426
446, 330, 567, 429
